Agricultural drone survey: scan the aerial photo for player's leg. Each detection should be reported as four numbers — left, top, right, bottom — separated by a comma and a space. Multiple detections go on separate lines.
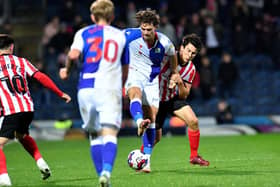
15, 112, 51, 179
154, 129, 162, 145
97, 89, 121, 186
125, 70, 151, 136
99, 126, 118, 187
89, 133, 103, 176
174, 105, 209, 166
17, 132, 51, 180
153, 100, 169, 146
0, 137, 11, 186
0, 114, 26, 186
127, 87, 150, 136
141, 127, 161, 152
140, 80, 160, 173
140, 105, 156, 173
78, 89, 104, 176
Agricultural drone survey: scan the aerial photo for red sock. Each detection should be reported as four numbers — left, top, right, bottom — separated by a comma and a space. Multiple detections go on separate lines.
19, 135, 42, 161
188, 129, 200, 158
0, 149, 7, 174
140, 144, 144, 153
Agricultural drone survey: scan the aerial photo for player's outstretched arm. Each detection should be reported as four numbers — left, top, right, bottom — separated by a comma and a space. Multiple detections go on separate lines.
61, 93, 71, 103
33, 71, 71, 103
60, 49, 81, 80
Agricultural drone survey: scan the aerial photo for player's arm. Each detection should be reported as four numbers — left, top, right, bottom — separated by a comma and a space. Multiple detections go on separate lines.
60, 29, 83, 80
169, 53, 178, 74
177, 79, 191, 100
168, 54, 178, 89
122, 64, 129, 87
33, 71, 71, 103
121, 36, 129, 87
59, 49, 80, 80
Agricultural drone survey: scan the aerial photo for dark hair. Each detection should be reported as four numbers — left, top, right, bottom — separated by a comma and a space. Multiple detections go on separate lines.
181, 34, 203, 53
0, 34, 14, 49
135, 8, 160, 27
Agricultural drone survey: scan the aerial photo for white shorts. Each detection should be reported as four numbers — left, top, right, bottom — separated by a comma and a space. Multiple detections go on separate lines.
125, 68, 159, 108
77, 88, 122, 132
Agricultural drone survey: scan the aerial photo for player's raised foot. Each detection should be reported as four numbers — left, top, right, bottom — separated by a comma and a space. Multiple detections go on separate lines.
136, 159, 151, 173
141, 164, 151, 173
99, 174, 111, 187
0, 173, 11, 186
189, 155, 210, 166
36, 158, 51, 180
137, 119, 151, 136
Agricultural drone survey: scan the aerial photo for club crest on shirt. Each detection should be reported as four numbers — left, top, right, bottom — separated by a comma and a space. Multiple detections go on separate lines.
155, 48, 161, 53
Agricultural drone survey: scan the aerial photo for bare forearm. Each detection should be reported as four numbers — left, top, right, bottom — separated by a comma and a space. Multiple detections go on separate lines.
65, 56, 74, 74
122, 64, 129, 87
177, 82, 189, 99
170, 54, 178, 74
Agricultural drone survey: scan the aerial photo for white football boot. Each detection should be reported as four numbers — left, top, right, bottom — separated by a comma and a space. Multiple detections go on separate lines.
141, 159, 151, 173
99, 174, 111, 187
36, 158, 51, 180
0, 173, 11, 186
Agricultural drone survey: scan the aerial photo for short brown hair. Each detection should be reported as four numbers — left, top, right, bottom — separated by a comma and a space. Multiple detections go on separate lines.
90, 0, 114, 22
0, 34, 14, 50
135, 8, 160, 27
181, 34, 203, 53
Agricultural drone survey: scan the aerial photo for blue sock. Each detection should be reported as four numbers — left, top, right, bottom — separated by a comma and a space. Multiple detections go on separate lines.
143, 125, 156, 155
90, 137, 103, 176
130, 98, 143, 122
102, 135, 117, 177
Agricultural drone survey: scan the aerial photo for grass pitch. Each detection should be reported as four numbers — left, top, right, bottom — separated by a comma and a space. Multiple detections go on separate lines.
4, 133, 280, 187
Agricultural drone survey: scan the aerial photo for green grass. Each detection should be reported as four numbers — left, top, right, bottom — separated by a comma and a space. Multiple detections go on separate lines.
4, 133, 280, 187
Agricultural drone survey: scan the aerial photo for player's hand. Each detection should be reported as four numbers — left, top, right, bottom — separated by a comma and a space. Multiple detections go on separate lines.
168, 79, 176, 89
168, 73, 180, 89
61, 93, 71, 103
59, 68, 69, 80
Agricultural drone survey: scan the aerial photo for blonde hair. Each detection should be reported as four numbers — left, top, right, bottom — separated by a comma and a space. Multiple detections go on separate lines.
90, 0, 114, 22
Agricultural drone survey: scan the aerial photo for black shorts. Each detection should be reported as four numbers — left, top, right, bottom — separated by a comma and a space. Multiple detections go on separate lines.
156, 96, 189, 130
0, 112, 34, 139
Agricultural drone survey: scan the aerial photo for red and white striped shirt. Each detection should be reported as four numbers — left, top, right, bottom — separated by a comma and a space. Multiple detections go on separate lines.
159, 57, 196, 102
0, 55, 37, 116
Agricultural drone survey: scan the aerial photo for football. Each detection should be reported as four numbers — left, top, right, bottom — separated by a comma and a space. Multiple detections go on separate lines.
127, 149, 148, 170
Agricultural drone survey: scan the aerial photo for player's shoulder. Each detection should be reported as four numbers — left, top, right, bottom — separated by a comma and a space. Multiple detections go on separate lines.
9, 55, 29, 63
123, 28, 142, 42
189, 60, 196, 69
157, 32, 173, 46
180, 60, 196, 72
104, 25, 123, 34
74, 25, 91, 37
123, 28, 141, 35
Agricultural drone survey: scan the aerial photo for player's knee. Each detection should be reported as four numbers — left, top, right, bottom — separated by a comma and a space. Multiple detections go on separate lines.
0, 137, 10, 148
188, 117, 199, 130
128, 87, 142, 99
0, 141, 6, 149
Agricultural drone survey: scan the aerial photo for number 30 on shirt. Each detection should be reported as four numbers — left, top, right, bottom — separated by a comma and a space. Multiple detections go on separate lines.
86, 37, 118, 64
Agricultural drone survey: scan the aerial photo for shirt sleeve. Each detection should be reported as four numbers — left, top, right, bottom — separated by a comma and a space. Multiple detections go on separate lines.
22, 58, 38, 77
33, 71, 63, 97
70, 29, 84, 52
166, 41, 176, 56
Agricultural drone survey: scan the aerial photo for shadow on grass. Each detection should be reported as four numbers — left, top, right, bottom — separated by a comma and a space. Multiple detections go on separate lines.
151, 167, 262, 176
14, 176, 95, 187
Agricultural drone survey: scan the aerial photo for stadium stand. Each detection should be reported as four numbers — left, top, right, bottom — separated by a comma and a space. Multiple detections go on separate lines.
1, 1, 280, 134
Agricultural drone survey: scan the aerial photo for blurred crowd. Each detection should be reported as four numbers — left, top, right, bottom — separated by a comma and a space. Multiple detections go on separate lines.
0, 0, 280, 122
